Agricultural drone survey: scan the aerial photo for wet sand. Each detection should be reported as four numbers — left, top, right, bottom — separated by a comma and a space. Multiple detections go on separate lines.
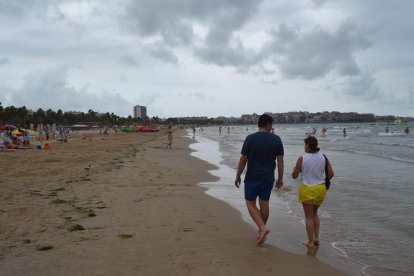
0, 130, 344, 275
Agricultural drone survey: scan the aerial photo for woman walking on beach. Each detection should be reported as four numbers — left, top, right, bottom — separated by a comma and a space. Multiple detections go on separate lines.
291, 136, 334, 248
167, 125, 173, 150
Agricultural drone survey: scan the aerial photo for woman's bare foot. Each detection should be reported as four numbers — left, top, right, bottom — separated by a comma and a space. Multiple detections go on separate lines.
257, 227, 270, 245
303, 241, 315, 248
314, 239, 320, 246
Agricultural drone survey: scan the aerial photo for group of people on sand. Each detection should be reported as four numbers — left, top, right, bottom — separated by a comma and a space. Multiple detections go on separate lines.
0, 126, 71, 152
0, 128, 34, 151
235, 114, 334, 250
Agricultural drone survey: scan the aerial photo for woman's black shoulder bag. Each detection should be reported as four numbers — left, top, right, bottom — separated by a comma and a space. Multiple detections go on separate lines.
322, 154, 331, 190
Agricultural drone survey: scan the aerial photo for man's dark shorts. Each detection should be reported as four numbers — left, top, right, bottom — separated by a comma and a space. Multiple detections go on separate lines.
244, 177, 274, 201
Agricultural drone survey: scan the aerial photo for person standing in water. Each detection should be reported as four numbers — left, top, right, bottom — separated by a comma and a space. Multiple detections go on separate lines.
291, 136, 334, 248
235, 114, 284, 245
343, 128, 347, 137
167, 125, 173, 150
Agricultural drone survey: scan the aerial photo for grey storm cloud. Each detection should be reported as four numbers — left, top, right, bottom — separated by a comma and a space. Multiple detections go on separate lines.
122, 0, 262, 44
120, 0, 373, 81
120, 55, 139, 66
1, 66, 129, 114
122, 0, 262, 63
340, 72, 381, 100
0, 57, 10, 65
138, 92, 162, 106
145, 42, 178, 64
264, 21, 371, 80
0, 0, 68, 17
312, 0, 328, 7
336, 71, 414, 109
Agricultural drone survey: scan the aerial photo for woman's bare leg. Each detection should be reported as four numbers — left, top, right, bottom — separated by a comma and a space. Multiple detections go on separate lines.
302, 203, 315, 247
313, 205, 320, 245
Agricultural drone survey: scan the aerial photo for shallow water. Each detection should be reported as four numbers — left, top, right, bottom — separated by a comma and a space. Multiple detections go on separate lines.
188, 123, 414, 276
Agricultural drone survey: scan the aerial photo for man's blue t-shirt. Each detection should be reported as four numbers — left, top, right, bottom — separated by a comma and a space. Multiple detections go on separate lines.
241, 132, 284, 182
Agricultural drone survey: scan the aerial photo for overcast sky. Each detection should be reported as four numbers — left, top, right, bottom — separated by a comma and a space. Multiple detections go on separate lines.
0, 0, 413, 118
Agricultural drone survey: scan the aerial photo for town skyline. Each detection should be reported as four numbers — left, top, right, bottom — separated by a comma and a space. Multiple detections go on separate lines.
1, 103, 412, 127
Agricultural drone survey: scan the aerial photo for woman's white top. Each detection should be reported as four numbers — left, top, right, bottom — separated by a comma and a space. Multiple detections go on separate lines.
301, 152, 326, 186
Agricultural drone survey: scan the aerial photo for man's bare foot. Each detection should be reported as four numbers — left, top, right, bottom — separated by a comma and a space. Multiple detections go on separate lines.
303, 241, 315, 248
257, 227, 270, 245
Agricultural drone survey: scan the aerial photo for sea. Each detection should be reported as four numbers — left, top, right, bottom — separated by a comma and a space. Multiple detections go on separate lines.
187, 123, 414, 276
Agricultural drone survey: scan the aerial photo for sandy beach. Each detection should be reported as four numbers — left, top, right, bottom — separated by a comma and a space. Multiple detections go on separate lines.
0, 130, 343, 275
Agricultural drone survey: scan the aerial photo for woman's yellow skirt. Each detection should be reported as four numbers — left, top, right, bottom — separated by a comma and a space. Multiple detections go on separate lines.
299, 184, 327, 205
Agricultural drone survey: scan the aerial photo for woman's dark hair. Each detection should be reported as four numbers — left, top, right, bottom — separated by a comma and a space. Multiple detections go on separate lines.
304, 136, 320, 153
258, 114, 274, 127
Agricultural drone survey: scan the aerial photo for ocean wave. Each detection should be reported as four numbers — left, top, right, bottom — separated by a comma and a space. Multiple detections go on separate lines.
378, 132, 405, 136
325, 147, 414, 164
366, 141, 414, 148
331, 242, 373, 276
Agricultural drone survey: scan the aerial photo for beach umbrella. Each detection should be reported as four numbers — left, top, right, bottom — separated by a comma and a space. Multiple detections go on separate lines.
0, 125, 16, 131
7, 125, 17, 131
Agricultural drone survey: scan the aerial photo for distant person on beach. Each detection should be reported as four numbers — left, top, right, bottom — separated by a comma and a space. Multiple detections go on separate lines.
385, 126, 389, 133
167, 125, 173, 150
23, 129, 30, 146
235, 114, 284, 245
45, 126, 49, 140
404, 127, 409, 134
192, 126, 196, 136
321, 127, 327, 137
343, 128, 347, 137
219, 126, 222, 135
291, 136, 334, 249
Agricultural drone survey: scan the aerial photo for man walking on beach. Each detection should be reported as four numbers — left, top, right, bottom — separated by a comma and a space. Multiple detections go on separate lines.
235, 114, 284, 245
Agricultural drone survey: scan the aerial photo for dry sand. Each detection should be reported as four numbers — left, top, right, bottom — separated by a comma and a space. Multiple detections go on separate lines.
0, 130, 344, 275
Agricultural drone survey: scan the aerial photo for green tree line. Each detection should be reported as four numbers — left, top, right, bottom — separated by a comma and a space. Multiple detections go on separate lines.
0, 103, 162, 127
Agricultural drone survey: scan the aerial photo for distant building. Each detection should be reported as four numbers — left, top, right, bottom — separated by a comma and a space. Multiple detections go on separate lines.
133, 105, 147, 119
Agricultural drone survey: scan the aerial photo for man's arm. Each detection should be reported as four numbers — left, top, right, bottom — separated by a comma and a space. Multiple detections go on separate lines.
235, 155, 248, 188
276, 155, 284, 188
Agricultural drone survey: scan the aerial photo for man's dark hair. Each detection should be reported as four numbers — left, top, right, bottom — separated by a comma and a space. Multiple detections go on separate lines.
258, 114, 274, 127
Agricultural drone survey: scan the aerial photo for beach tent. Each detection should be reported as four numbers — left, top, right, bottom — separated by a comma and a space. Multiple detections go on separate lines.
72, 124, 90, 128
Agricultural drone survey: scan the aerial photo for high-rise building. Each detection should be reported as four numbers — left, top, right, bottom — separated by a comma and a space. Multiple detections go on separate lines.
133, 105, 147, 119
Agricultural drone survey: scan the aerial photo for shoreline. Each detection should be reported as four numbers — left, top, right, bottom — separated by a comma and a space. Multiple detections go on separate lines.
0, 130, 343, 275
188, 131, 367, 275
